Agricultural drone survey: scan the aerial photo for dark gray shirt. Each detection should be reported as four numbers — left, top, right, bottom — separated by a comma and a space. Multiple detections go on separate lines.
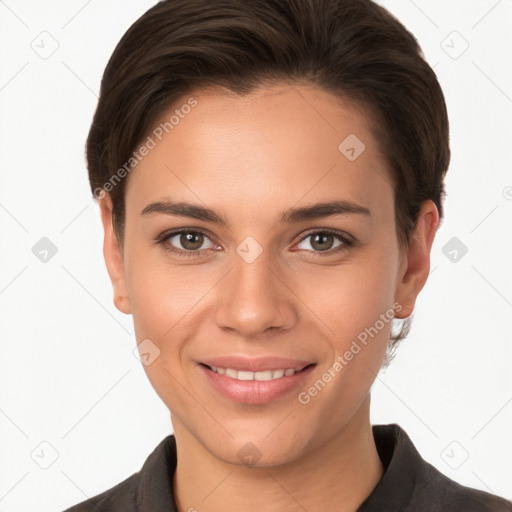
63, 423, 512, 511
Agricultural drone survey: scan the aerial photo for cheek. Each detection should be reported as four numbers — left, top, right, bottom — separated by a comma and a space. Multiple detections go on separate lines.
300, 260, 396, 411
127, 262, 206, 340
296, 256, 397, 342
124, 253, 225, 396
125, 261, 209, 408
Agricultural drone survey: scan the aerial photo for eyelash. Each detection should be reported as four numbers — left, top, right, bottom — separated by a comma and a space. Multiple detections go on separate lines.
156, 228, 354, 259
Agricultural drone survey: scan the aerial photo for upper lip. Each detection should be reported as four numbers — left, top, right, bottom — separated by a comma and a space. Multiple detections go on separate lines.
200, 356, 314, 373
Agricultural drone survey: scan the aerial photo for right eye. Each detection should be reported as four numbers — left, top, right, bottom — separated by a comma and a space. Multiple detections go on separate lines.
157, 229, 220, 258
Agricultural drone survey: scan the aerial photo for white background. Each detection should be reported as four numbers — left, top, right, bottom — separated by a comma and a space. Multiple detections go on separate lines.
0, 0, 511, 510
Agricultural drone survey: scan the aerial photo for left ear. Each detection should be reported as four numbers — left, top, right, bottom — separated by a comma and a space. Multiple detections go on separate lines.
394, 199, 440, 319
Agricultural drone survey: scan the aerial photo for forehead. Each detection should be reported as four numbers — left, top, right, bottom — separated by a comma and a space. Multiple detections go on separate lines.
125, 83, 394, 225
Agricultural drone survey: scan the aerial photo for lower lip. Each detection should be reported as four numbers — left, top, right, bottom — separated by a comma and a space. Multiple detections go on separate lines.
198, 364, 316, 405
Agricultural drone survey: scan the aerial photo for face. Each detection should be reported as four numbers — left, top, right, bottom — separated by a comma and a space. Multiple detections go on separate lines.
101, 83, 438, 467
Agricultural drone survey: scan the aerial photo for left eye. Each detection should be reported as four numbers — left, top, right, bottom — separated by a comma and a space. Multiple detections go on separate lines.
295, 231, 352, 253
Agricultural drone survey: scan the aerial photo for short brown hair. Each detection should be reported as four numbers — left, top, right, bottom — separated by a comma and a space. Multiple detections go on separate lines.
86, 0, 450, 363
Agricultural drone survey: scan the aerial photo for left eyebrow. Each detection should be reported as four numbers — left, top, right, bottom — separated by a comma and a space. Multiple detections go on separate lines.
140, 198, 371, 228
278, 199, 371, 224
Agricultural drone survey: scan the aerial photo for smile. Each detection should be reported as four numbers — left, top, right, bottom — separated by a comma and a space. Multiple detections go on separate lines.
207, 366, 297, 381
199, 361, 316, 405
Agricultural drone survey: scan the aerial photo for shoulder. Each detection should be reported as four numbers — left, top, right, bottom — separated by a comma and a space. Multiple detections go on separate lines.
415, 456, 512, 511
61, 434, 178, 512
364, 424, 512, 512
61, 471, 139, 512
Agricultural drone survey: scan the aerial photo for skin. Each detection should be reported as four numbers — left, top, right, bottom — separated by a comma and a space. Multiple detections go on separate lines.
99, 83, 439, 511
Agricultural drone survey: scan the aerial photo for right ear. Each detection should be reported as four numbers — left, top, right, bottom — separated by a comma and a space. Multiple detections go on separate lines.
98, 194, 132, 315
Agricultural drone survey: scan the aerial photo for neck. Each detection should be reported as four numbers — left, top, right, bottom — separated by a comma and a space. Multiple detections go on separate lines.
172, 394, 384, 512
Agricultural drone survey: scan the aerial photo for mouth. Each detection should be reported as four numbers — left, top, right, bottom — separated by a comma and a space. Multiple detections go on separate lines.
200, 363, 315, 381
198, 360, 317, 405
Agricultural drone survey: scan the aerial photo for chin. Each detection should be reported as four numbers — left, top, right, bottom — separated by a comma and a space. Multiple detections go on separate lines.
203, 429, 311, 469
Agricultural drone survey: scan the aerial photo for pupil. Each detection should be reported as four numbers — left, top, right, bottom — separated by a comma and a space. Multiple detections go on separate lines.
312, 233, 333, 251
181, 232, 203, 250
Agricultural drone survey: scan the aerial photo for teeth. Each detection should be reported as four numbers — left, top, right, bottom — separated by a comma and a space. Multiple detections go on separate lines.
225, 368, 238, 379
209, 366, 298, 381
255, 370, 273, 381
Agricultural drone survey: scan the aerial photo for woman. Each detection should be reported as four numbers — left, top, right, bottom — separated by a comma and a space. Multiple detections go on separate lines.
64, 0, 512, 510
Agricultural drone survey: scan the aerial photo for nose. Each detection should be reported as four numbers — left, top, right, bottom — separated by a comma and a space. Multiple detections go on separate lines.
213, 249, 297, 338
